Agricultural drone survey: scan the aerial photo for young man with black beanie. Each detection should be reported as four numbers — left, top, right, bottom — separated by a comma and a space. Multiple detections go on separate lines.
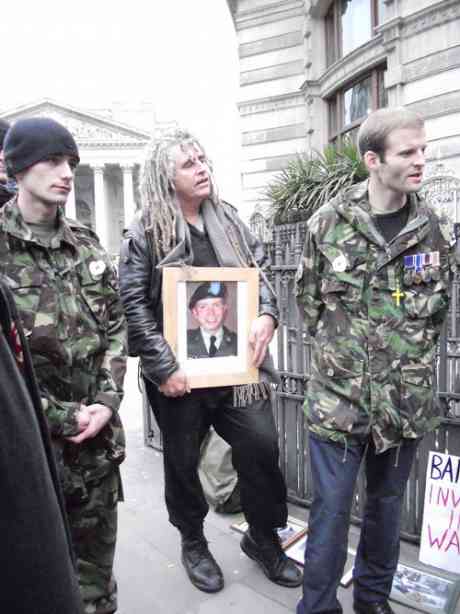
0, 117, 127, 614
0, 118, 14, 206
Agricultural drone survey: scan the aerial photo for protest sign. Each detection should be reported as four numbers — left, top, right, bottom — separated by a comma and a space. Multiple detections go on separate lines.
419, 451, 460, 574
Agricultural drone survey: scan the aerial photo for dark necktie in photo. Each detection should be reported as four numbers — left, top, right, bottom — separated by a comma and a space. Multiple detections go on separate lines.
209, 335, 218, 357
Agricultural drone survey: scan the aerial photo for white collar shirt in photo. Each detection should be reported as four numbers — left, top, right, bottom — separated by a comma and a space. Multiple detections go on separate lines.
201, 327, 224, 353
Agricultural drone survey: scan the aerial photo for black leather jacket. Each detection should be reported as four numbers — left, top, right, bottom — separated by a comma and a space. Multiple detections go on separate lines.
118, 203, 278, 386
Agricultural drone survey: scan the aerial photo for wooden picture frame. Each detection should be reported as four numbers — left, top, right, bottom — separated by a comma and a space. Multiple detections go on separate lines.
163, 267, 259, 389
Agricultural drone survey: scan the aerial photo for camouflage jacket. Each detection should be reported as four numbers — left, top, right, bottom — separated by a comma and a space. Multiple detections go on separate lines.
295, 181, 454, 453
0, 197, 127, 474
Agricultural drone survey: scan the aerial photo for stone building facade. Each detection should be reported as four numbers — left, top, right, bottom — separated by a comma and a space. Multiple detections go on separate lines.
228, 0, 460, 215
0, 99, 151, 255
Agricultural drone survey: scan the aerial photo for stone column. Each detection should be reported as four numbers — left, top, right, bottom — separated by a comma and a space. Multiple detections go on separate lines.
92, 165, 108, 249
121, 164, 136, 228
65, 182, 77, 219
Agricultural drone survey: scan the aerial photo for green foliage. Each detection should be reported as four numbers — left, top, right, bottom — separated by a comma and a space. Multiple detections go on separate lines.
265, 140, 368, 225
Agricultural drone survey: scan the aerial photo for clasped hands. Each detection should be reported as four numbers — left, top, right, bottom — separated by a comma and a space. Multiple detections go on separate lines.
66, 403, 113, 444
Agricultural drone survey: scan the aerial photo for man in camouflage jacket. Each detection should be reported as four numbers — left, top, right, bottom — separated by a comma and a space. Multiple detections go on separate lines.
0, 118, 127, 614
295, 108, 455, 614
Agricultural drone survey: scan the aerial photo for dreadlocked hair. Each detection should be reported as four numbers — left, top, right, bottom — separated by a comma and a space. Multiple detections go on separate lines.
140, 127, 219, 261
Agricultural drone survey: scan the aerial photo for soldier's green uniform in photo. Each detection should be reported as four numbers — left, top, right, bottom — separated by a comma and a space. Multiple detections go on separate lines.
0, 198, 127, 614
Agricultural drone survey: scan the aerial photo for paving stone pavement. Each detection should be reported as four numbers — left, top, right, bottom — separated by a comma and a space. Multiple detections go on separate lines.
115, 359, 459, 614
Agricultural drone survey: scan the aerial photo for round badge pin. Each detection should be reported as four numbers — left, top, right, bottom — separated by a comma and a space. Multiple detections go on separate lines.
89, 260, 106, 277
332, 255, 347, 273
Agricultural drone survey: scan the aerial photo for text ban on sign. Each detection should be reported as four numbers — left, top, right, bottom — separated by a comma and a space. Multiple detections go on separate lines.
419, 451, 460, 574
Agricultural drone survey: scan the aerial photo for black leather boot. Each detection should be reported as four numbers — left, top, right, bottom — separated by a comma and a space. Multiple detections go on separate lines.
181, 531, 224, 593
354, 600, 395, 614
240, 527, 303, 587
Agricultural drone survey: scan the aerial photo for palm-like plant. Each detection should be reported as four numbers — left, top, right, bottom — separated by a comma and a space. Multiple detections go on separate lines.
265, 139, 368, 224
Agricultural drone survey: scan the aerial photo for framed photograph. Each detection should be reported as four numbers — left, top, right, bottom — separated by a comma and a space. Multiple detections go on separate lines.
231, 516, 308, 551
390, 562, 460, 614
163, 267, 259, 389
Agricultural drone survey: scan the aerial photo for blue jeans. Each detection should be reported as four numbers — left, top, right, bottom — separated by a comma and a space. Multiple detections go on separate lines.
297, 434, 418, 614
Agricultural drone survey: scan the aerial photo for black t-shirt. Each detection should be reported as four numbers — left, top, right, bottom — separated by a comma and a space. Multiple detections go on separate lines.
188, 223, 219, 267
373, 203, 410, 243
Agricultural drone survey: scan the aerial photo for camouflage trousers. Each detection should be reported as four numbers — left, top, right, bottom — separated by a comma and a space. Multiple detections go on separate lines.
65, 467, 121, 614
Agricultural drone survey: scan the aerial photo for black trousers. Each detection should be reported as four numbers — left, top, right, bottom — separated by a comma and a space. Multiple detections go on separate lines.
145, 380, 288, 534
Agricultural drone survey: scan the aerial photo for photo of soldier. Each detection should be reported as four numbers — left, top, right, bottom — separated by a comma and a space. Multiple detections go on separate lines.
187, 281, 238, 359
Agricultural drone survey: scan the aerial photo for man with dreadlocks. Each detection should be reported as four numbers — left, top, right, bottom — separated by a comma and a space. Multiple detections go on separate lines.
119, 129, 302, 594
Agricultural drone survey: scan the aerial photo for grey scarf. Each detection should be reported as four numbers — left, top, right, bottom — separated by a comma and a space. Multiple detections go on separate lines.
158, 199, 280, 406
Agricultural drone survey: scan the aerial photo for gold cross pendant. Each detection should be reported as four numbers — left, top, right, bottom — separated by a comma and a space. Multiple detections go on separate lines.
391, 282, 405, 307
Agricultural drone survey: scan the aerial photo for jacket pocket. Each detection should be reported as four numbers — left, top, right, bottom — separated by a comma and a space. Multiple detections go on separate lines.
404, 278, 449, 319
320, 277, 363, 308
78, 263, 109, 329
9, 271, 45, 336
320, 246, 366, 306
312, 348, 365, 403
400, 363, 434, 435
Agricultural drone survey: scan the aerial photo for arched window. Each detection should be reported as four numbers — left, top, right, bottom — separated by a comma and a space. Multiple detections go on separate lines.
325, 0, 385, 66
328, 65, 387, 145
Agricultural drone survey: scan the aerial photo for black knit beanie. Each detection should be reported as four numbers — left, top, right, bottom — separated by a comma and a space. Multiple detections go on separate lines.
3, 117, 80, 176
0, 119, 10, 150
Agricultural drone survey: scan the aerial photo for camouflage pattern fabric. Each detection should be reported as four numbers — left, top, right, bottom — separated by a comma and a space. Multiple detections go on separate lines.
0, 197, 127, 613
66, 469, 120, 614
295, 181, 455, 454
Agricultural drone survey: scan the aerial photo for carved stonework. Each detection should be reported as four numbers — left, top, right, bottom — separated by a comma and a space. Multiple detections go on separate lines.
424, 160, 458, 181
421, 162, 460, 225
239, 30, 303, 58
241, 60, 304, 86
401, 0, 460, 39
4, 102, 150, 149
409, 91, 460, 121
380, 17, 403, 51
242, 123, 305, 146
320, 36, 385, 96
27, 110, 144, 145
233, 0, 305, 30
239, 93, 305, 116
